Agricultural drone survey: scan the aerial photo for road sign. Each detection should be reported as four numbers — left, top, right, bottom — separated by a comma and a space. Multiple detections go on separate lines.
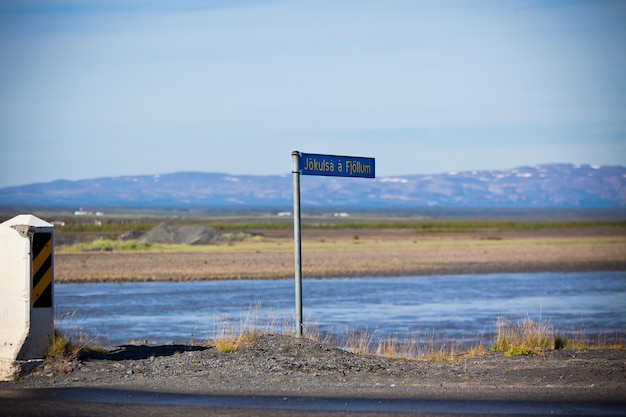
291, 151, 375, 337
300, 152, 375, 178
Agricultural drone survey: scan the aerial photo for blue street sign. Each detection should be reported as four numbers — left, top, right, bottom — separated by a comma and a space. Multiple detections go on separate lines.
299, 152, 375, 178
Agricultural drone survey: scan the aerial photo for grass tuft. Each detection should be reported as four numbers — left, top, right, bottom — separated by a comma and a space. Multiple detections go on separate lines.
46, 330, 79, 359
491, 314, 555, 356
49, 310, 102, 360
213, 332, 262, 353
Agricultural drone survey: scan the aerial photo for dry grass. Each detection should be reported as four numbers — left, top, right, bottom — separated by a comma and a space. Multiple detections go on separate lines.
207, 304, 623, 360
373, 330, 457, 361
213, 332, 261, 353
492, 314, 556, 355
209, 305, 462, 360
466, 344, 489, 358
49, 310, 100, 359
47, 311, 105, 373
342, 327, 379, 356
210, 302, 295, 352
53, 302, 623, 362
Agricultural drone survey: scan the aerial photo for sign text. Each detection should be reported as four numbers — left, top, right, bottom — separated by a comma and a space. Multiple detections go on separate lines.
300, 153, 375, 178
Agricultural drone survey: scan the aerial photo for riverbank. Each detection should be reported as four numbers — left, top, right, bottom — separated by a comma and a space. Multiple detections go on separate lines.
54, 226, 626, 282
3, 334, 625, 405
3, 226, 626, 414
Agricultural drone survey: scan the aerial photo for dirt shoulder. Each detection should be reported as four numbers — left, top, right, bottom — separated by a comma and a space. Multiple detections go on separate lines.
4, 335, 626, 402
54, 227, 626, 282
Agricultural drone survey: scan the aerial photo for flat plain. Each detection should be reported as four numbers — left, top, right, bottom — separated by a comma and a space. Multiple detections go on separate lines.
54, 224, 626, 282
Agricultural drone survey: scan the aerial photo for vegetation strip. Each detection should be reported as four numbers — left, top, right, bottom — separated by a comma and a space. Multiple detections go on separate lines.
56, 236, 626, 253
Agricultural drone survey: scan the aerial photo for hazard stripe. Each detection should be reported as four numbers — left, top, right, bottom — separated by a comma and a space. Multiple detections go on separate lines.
33, 267, 52, 307
32, 233, 53, 308
33, 235, 52, 275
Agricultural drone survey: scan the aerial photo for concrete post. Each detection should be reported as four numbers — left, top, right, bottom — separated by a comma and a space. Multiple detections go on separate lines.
0, 214, 54, 381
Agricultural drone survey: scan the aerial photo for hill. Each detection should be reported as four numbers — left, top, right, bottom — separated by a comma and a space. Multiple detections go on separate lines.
0, 164, 624, 209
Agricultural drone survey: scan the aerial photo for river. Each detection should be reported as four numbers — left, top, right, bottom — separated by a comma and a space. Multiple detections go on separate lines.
55, 271, 626, 350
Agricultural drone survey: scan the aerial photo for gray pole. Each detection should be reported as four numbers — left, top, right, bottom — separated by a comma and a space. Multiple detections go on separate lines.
292, 151, 303, 338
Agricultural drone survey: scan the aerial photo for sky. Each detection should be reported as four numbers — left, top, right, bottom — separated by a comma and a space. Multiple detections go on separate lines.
1, 0, 625, 188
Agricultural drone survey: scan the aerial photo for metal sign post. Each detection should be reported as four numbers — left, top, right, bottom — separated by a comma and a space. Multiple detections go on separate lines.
291, 151, 303, 337
291, 151, 375, 338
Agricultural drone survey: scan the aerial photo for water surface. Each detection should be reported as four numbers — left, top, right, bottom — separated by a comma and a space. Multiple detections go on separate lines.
55, 272, 626, 347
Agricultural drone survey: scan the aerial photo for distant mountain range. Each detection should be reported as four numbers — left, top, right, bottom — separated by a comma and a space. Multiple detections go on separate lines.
1, 164, 625, 209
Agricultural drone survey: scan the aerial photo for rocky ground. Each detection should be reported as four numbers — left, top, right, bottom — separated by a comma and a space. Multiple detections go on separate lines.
5, 334, 626, 402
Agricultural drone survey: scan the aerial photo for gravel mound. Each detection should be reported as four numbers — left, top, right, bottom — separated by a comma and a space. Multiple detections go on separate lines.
140, 222, 220, 245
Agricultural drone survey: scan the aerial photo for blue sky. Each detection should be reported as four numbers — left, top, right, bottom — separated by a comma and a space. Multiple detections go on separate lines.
1, 0, 625, 188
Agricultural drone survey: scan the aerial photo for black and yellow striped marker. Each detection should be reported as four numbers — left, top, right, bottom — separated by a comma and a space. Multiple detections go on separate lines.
32, 233, 53, 308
